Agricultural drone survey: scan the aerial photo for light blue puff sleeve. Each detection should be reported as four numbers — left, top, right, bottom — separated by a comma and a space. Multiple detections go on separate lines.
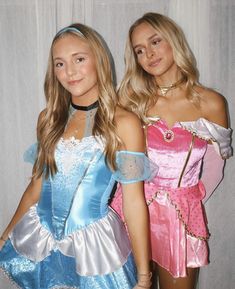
23, 143, 38, 164
113, 151, 158, 184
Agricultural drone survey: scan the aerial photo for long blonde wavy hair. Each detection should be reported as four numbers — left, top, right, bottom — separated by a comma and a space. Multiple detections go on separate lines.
119, 12, 201, 124
33, 23, 120, 178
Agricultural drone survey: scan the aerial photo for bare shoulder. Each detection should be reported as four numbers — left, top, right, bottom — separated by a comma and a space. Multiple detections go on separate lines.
115, 106, 145, 152
198, 87, 228, 127
115, 106, 141, 129
199, 87, 226, 111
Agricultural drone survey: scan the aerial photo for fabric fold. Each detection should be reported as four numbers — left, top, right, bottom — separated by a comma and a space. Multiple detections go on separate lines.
10, 206, 131, 276
167, 182, 209, 239
180, 118, 232, 158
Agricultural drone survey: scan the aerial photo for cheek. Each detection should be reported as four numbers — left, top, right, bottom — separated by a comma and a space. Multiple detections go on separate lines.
162, 44, 174, 58
54, 70, 65, 81
77, 63, 89, 75
86, 64, 98, 79
137, 57, 146, 69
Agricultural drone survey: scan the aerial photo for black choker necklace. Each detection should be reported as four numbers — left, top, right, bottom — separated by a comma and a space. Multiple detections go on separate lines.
71, 100, 99, 111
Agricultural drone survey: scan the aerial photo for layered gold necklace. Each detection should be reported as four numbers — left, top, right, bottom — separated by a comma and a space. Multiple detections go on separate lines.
156, 77, 186, 96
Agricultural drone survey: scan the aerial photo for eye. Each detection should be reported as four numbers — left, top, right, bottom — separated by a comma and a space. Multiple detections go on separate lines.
152, 38, 161, 46
75, 57, 85, 63
135, 48, 144, 56
54, 62, 63, 68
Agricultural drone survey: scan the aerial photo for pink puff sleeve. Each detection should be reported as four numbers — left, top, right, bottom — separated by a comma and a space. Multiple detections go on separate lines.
180, 118, 232, 203
201, 144, 225, 203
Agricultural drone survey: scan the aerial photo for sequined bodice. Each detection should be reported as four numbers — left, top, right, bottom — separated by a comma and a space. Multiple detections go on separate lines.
147, 119, 207, 189
37, 136, 115, 240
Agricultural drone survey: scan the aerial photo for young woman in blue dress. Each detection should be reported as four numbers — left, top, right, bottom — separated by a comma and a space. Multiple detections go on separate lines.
0, 23, 154, 289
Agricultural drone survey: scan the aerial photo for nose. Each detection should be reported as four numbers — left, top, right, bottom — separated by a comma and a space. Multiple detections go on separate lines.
66, 62, 76, 76
146, 46, 154, 59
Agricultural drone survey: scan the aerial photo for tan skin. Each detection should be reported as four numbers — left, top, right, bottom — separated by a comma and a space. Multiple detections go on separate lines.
131, 22, 228, 289
115, 108, 152, 288
1, 34, 151, 289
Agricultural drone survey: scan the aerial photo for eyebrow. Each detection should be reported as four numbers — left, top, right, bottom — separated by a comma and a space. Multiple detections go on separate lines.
133, 33, 159, 49
53, 52, 89, 61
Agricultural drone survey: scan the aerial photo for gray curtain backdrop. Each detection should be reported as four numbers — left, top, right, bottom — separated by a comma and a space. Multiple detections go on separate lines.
0, 1, 234, 288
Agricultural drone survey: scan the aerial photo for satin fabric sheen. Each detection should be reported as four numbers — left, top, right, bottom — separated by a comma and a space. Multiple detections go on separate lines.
111, 118, 232, 277
0, 136, 154, 288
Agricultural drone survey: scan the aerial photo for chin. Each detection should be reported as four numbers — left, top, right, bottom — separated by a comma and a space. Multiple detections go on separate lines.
69, 89, 85, 97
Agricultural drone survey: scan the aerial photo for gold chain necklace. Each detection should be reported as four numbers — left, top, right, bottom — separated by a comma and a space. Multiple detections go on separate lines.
156, 77, 185, 96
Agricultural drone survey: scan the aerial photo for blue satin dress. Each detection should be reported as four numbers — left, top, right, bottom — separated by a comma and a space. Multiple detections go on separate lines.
0, 135, 154, 289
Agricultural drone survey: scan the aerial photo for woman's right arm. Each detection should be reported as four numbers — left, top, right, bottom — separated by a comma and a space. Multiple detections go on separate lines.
0, 176, 42, 250
0, 110, 45, 250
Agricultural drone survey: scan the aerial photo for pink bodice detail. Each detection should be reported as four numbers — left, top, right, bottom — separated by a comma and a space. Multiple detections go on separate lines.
146, 119, 209, 239
147, 119, 207, 189
145, 117, 232, 239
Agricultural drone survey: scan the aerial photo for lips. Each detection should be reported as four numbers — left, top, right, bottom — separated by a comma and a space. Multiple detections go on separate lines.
149, 58, 161, 67
68, 79, 82, 85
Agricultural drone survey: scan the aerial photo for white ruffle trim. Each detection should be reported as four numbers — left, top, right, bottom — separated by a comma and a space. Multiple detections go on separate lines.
10, 206, 131, 276
180, 118, 232, 159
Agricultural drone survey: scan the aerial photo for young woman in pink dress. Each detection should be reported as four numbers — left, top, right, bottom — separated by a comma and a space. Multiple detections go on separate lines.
111, 12, 232, 289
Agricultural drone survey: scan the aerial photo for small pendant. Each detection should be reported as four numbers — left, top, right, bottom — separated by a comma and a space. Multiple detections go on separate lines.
163, 130, 174, 142
160, 87, 170, 96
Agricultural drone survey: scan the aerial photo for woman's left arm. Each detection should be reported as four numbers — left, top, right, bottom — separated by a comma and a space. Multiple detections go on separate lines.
115, 109, 151, 288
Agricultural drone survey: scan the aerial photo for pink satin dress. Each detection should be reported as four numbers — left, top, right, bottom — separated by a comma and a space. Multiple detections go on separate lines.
111, 117, 232, 277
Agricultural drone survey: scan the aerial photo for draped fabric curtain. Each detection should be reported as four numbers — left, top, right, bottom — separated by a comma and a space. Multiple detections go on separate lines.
0, 1, 234, 288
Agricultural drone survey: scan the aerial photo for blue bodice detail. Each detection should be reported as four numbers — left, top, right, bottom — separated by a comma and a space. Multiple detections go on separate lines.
0, 135, 157, 287
25, 136, 154, 240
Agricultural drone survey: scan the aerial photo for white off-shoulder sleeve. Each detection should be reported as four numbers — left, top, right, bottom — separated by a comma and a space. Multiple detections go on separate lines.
180, 118, 232, 159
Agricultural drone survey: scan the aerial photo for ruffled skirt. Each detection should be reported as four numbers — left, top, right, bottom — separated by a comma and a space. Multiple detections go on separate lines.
147, 189, 208, 277
111, 183, 209, 278
0, 206, 137, 289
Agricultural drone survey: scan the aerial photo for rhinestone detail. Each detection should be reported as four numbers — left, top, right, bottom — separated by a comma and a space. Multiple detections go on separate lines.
163, 130, 174, 142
